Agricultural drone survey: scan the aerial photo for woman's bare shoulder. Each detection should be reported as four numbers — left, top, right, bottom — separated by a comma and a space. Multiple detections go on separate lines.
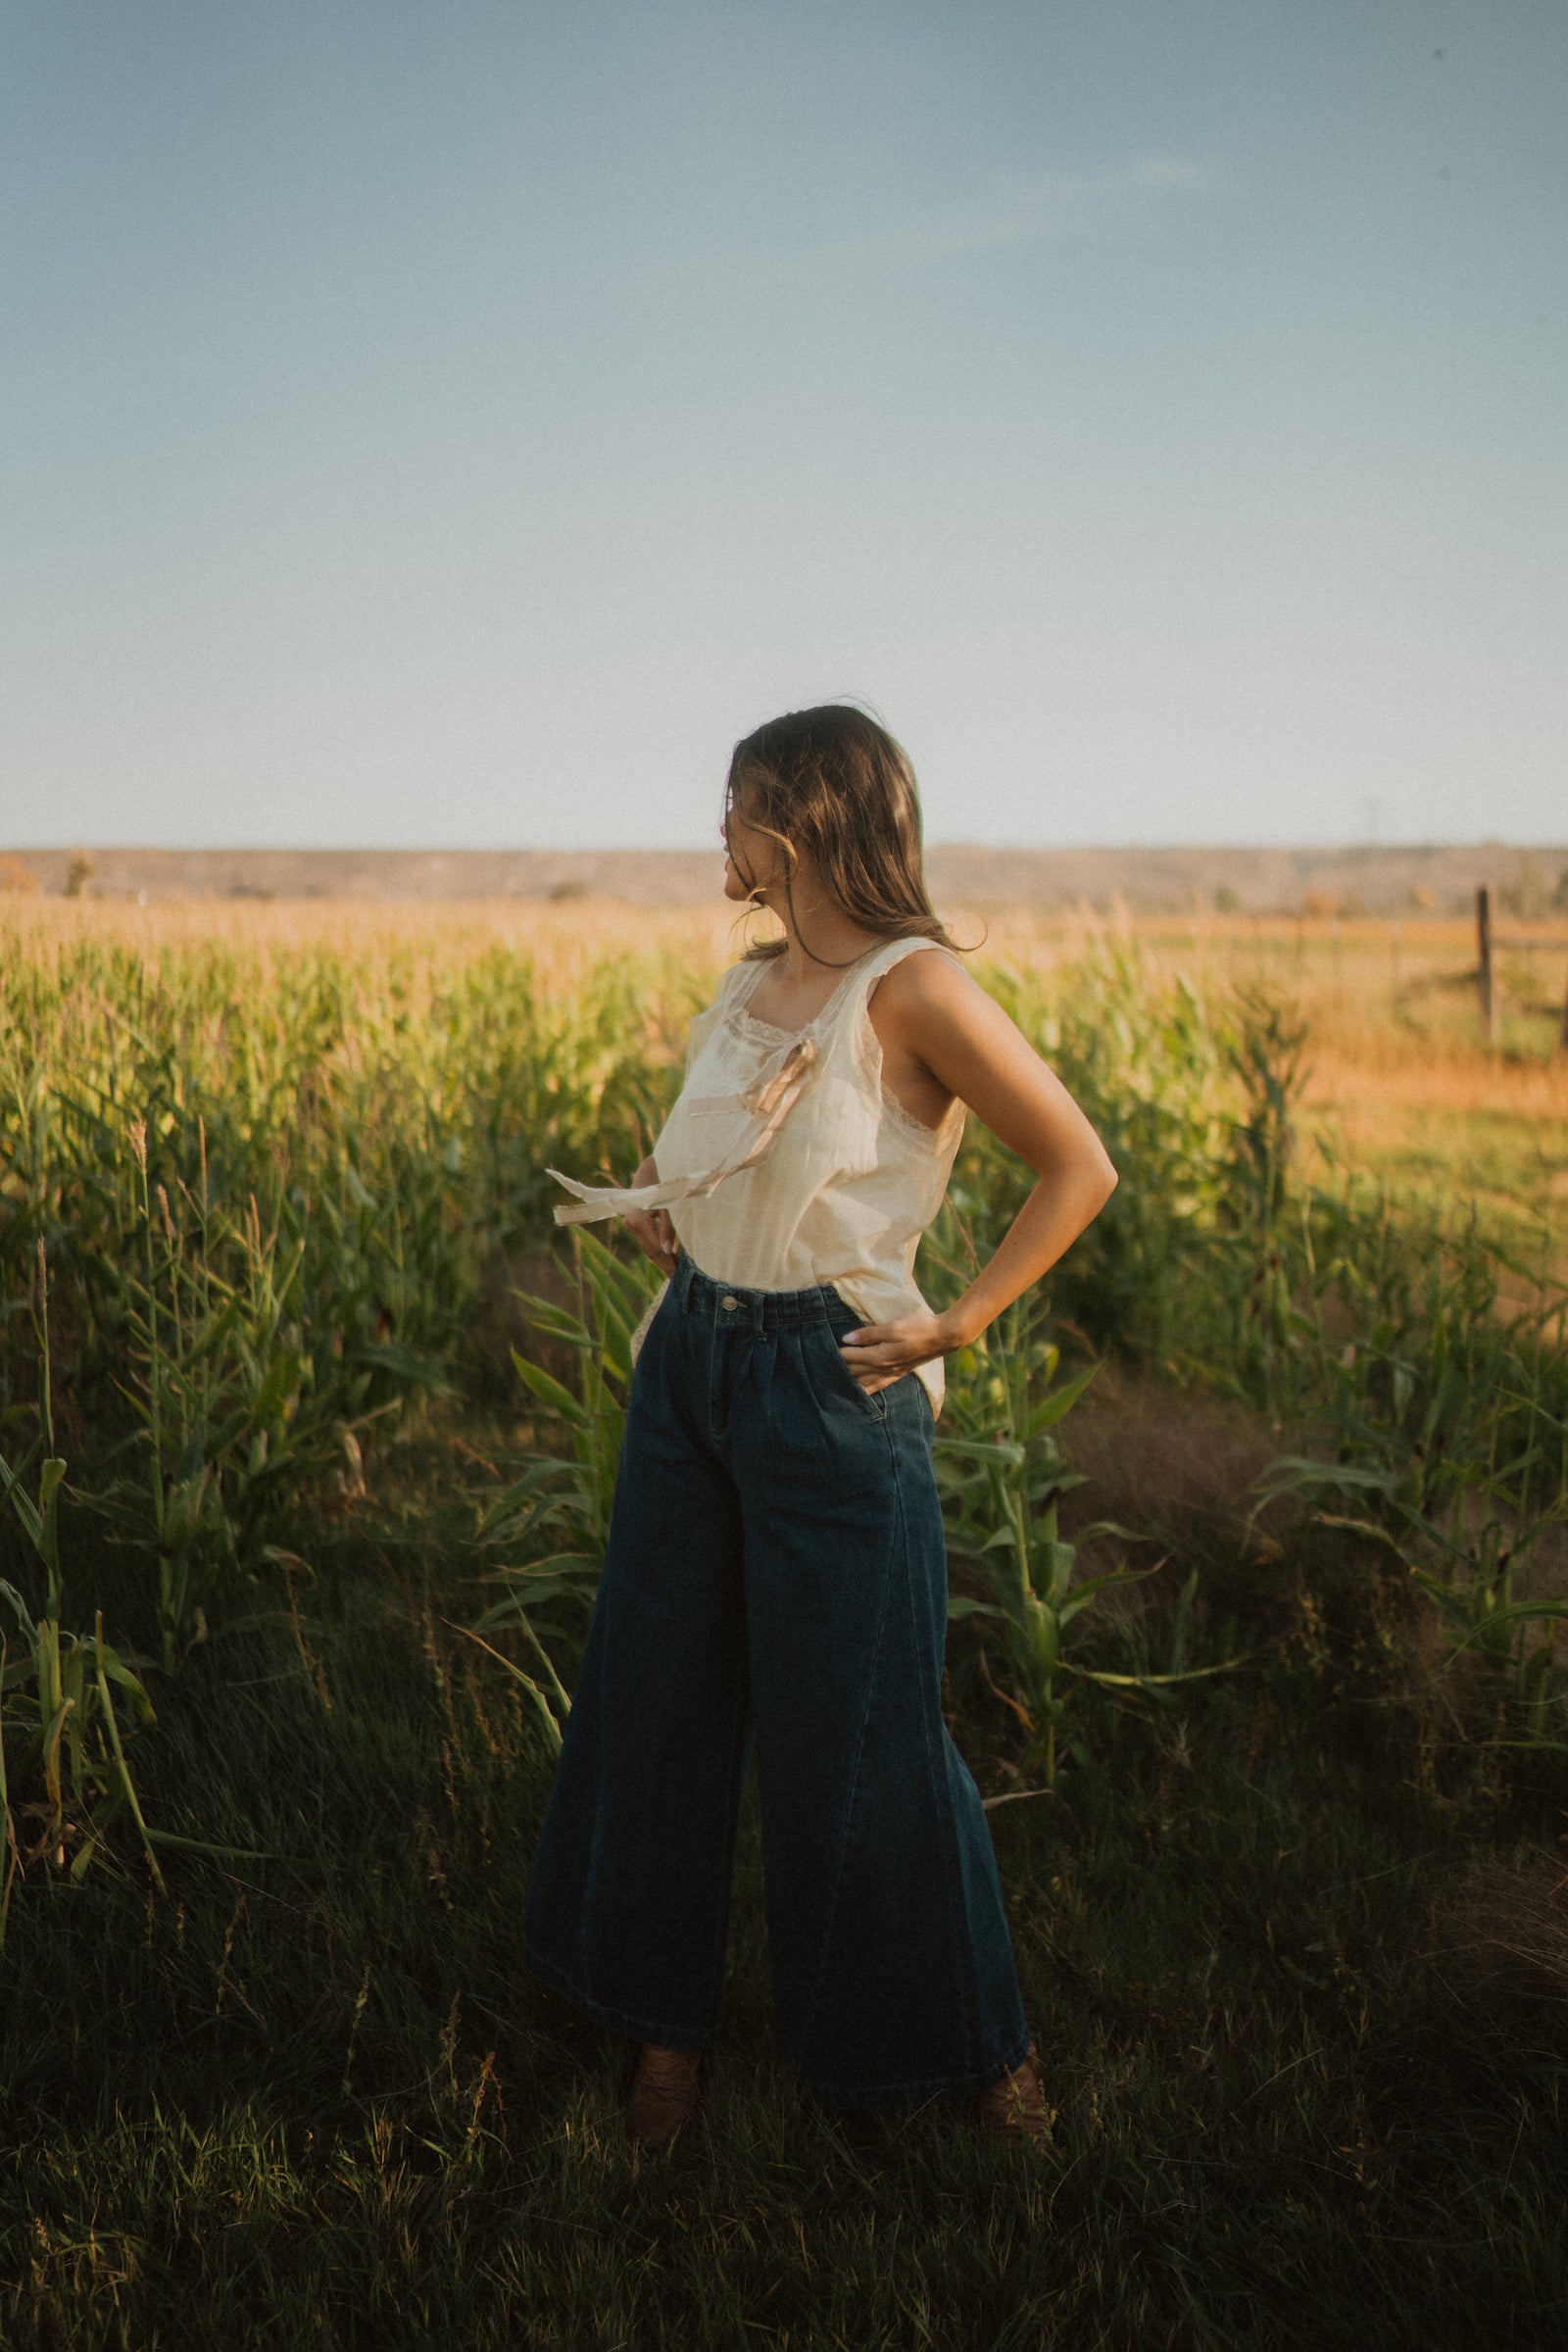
870, 946, 996, 1024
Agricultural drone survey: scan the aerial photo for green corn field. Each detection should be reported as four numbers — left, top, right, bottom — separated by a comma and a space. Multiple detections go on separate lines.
1, 904, 1565, 2350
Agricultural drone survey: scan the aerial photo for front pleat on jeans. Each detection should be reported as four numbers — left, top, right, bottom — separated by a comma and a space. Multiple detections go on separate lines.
786, 1436, 898, 2069
898, 1455, 979, 2081
774, 1326, 835, 1460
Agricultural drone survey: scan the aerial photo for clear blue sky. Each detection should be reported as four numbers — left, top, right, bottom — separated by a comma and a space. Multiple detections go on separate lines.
2, 2, 1563, 850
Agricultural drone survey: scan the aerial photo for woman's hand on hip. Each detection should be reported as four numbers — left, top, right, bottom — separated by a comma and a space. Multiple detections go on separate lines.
839, 1309, 958, 1395
623, 1155, 679, 1277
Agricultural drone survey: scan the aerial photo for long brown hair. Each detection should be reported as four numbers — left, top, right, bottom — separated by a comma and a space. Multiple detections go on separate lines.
724, 705, 962, 966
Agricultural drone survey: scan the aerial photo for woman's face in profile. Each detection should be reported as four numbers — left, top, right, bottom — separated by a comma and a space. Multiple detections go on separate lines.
721, 785, 789, 906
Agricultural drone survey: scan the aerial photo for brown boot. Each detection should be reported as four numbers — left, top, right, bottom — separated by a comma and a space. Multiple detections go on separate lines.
626, 2043, 703, 2145
976, 2043, 1051, 2145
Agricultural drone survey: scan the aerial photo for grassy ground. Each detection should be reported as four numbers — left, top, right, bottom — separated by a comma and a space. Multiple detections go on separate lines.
3, 1403, 1565, 2352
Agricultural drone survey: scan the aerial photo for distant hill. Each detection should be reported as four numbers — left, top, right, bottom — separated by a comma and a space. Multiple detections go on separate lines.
5, 842, 1566, 917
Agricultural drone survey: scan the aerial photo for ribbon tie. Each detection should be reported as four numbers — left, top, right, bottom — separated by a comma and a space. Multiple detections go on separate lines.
549, 1037, 818, 1227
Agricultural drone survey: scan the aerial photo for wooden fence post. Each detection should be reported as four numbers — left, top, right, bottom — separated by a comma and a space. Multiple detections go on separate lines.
1476, 885, 1498, 1047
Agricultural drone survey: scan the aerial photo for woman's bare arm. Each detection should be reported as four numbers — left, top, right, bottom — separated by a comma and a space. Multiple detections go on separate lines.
842, 953, 1116, 1393
624, 1156, 679, 1277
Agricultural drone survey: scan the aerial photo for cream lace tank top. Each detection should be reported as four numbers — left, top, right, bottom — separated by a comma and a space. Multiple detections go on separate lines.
551, 937, 966, 1411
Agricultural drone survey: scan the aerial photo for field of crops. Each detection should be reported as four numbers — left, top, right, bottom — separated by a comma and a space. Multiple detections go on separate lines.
2, 895, 1566, 2349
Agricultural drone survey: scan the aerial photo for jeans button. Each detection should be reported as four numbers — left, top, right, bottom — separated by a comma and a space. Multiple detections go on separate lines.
721, 1296, 738, 1311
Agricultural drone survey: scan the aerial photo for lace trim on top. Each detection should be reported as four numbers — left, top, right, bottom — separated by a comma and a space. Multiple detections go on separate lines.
878, 1085, 965, 1148
722, 951, 873, 1044
726, 951, 958, 1145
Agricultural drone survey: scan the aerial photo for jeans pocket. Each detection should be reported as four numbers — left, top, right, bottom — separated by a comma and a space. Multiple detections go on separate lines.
628, 1279, 670, 1367
818, 1324, 890, 1421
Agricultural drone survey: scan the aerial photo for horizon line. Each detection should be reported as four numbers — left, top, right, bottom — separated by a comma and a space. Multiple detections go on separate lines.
8, 840, 1567, 859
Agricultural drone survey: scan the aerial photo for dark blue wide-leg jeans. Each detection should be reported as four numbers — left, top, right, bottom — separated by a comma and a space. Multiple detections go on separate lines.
519, 1253, 1030, 2107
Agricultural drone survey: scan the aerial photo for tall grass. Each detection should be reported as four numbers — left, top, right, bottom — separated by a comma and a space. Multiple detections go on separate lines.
2, 906, 1565, 2344
1, 1244, 162, 1914
5, 917, 1563, 1782
1, 932, 684, 1594
465, 1232, 663, 1749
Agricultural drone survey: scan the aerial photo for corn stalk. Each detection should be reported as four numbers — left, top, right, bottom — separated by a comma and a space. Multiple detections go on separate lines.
937, 1290, 1229, 1788
464, 1230, 662, 1747
0, 1245, 162, 1929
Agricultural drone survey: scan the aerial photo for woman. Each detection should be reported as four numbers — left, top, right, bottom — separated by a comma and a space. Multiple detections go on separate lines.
523, 707, 1116, 2144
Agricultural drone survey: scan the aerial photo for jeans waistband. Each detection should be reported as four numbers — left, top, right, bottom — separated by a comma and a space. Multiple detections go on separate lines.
672, 1251, 853, 1335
